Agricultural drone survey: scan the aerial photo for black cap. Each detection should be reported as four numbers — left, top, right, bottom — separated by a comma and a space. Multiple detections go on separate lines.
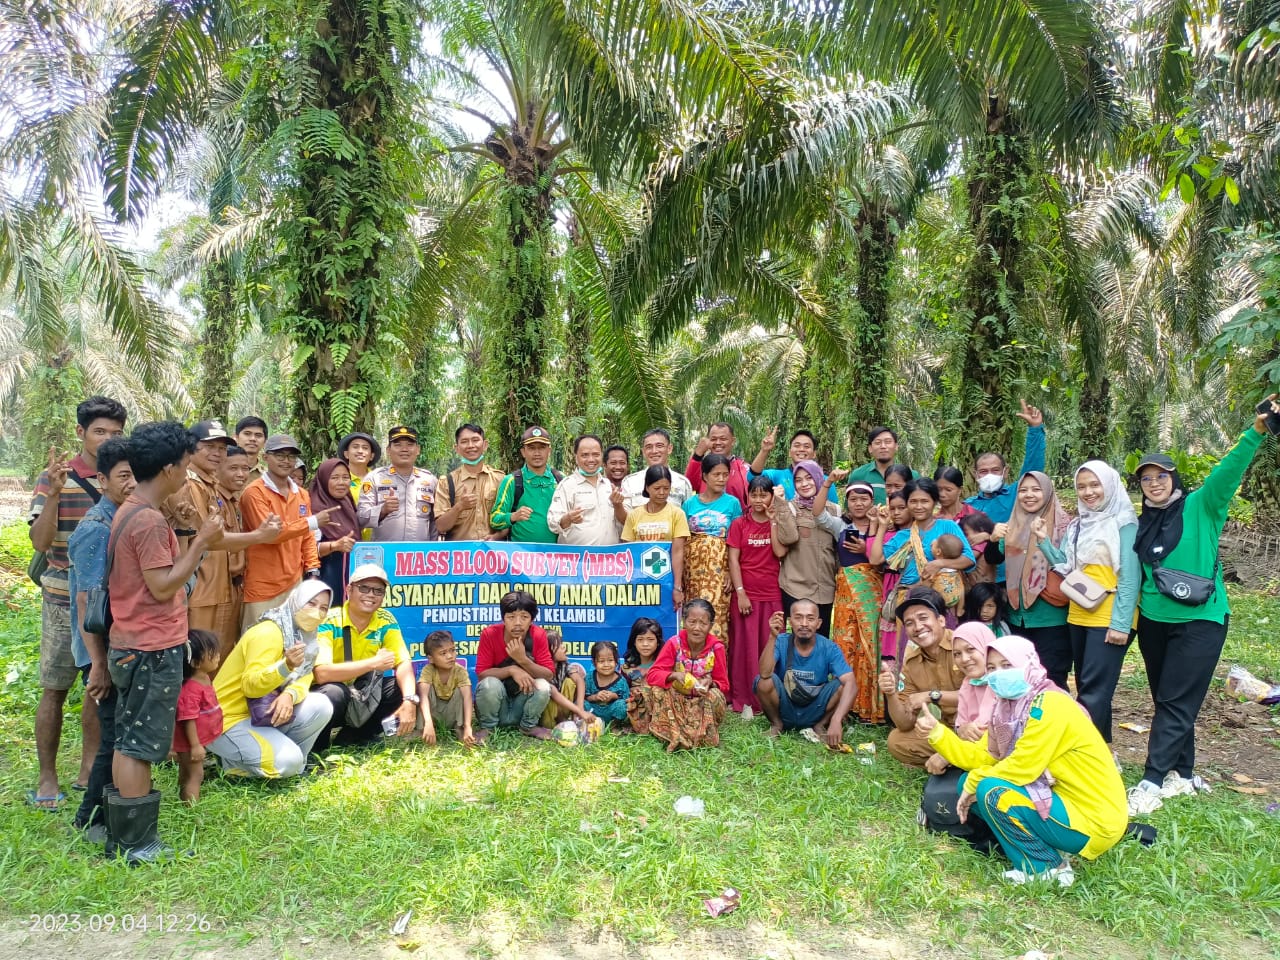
190, 419, 232, 443
896, 588, 945, 619
1132, 453, 1176, 477
387, 425, 418, 443
337, 432, 382, 466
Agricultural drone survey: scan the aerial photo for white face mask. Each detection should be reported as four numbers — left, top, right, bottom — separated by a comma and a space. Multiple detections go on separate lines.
977, 473, 1004, 495
293, 607, 326, 632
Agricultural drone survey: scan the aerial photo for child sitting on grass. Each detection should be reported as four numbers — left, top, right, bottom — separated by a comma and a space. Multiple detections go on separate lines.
540, 629, 592, 728
585, 641, 630, 727
622, 617, 664, 686
417, 630, 476, 747
174, 630, 224, 805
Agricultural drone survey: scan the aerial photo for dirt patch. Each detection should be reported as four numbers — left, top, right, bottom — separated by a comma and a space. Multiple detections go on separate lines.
0, 477, 29, 524
0, 920, 965, 960
1112, 669, 1280, 796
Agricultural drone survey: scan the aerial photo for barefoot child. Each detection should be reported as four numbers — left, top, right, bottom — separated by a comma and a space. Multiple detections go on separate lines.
540, 629, 591, 728
931, 532, 967, 616
622, 617, 664, 686
174, 630, 224, 805
417, 630, 476, 747
584, 641, 630, 727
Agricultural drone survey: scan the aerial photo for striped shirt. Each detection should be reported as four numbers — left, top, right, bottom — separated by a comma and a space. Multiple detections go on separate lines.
28, 455, 101, 604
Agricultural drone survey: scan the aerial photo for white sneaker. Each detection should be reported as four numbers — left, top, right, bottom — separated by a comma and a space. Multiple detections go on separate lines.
1002, 864, 1075, 887
1161, 772, 1211, 798
1128, 780, 1164, 816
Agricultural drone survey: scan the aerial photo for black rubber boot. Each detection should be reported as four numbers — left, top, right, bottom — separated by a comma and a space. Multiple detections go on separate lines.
100, 786, 120, 856
104, 789, 173, 866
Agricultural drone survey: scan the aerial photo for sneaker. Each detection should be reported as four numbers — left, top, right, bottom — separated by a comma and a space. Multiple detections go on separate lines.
1002, 864, 1075, 887
1161, 772, 1211, 798
1127, 780, 1164, 816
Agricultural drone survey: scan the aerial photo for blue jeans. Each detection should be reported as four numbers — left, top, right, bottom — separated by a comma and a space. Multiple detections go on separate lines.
475, 676, 551, 731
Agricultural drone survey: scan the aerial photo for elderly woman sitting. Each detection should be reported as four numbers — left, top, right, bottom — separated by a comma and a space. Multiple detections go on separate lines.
209, 581, 334, 778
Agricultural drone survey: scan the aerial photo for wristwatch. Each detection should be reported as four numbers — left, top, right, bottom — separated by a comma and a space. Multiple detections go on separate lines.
403, 692, 420, 705
929, 690, 941, 703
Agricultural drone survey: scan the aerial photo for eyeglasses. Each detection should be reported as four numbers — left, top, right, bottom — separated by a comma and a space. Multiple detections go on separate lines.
265, 450, 298, 459
353, 583, 387, 597
1139, 472, 1172, 486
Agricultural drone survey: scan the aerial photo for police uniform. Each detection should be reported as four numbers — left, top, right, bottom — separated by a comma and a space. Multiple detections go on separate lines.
357, 426, 439, 541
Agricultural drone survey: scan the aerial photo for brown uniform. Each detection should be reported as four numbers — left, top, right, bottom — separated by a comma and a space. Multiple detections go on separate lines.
886, 632, 966, 767
163, 465, 245, 665
434, 464, 505, 541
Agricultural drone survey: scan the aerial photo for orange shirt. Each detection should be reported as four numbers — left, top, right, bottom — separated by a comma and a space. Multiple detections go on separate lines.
239, 475, 319, 602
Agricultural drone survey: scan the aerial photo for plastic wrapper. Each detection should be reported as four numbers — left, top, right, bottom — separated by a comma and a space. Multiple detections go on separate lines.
1226, 665, 1280, 704
703, 888, 739, 918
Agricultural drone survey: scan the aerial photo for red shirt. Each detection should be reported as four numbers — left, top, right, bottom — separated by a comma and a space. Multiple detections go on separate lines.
646, 631, 730, 694
685, 455, 750, 510
727, 515, 781, 601
108, 496, 186, 652
475, 624, 554, 675
173, 678, 224, 751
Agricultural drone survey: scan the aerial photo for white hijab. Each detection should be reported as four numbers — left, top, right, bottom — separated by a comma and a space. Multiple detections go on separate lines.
1063, 460, 1137, 571
260, 579, 333, 683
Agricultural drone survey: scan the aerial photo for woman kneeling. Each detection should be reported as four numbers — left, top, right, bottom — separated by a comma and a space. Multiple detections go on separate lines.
916, 636, 1126, 886
209, 582, 335, 778
628, 599, 729, 751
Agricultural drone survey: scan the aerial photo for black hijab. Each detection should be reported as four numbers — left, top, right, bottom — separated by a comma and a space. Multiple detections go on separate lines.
1134, 458, 1187, 565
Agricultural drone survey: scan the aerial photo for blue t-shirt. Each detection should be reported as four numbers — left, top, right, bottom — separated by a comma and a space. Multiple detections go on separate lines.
66, 496, 118, 669
747, 467, 840, 504
772, 632, 851, 685
683, 493, 743, 538
963, 425, 1046, 525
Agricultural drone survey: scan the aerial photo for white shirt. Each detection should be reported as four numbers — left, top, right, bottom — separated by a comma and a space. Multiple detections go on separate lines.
546, 473, 622, 545
620, 467, 694, 512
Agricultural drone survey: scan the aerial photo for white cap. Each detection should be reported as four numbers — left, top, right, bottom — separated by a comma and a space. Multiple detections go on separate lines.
349, 563, 389, 585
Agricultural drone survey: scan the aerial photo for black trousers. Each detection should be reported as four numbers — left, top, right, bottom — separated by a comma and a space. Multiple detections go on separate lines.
1019, 623, 1072, 690
1069, 623, 1132, 743
312, 676, 404, 752
1137, 614, 1228, 784
781, 590, 833, 640
74, 675, 116, 829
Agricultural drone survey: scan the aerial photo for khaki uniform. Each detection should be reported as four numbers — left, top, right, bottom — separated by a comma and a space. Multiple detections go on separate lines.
435, 464, 506, 541
357, 465, 440, 541
886, 633, 966, 767
162, 466, 246, 664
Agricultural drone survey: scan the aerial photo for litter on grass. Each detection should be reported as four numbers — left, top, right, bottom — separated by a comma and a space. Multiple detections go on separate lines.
1225, 665, 1280, 704
703, 888, 740, 918
674, 795, 705, 817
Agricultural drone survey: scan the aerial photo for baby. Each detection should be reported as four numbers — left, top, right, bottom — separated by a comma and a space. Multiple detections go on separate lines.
931, 533, 966, 613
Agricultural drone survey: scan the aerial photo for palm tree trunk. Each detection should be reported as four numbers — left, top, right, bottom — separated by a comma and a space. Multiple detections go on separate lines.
487, 181, 553, 465
22, 349, 83, 481
850, 206, 896, 434
565, 215, 591, 424
956, 100, 1029, 465
285, 0, 409, 460
196, 259, 236, 419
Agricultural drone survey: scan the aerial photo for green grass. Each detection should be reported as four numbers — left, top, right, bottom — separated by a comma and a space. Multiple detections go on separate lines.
2, 540, 1279, 957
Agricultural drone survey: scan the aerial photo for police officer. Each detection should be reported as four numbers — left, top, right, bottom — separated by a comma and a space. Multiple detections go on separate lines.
357, 426, 440, 541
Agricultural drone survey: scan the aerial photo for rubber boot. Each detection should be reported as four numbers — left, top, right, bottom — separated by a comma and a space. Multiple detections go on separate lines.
104, 789, 173, 866
94, 786, 119, 853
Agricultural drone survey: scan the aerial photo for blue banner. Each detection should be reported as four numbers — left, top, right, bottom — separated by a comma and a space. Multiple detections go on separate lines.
349, 541, 678, 679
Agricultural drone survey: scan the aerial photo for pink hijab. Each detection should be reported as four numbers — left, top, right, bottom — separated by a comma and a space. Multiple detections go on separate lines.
953, 622, 996, 729
985, 635, 1078, 818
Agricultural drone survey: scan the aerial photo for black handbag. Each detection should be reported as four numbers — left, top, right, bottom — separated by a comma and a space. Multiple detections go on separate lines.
1151, 558, 1219, 607
343, 625, 385, 727
781, 637, 827, 708
82, 506, 148, 637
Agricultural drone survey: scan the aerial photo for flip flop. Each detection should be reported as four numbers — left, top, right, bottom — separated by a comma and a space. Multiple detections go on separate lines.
26, 790, 66, 812
72, 782, 87, 792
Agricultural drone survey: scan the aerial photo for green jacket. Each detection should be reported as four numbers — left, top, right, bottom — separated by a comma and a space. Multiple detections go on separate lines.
1137, 428, 1263, 625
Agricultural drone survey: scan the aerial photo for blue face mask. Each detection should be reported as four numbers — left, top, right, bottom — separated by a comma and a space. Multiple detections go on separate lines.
977, 666, 1031, 700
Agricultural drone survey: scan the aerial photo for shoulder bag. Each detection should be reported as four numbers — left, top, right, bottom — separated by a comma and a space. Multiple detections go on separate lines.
1152, 558, 1219, 606
82, 506, 149, 636
343, 624, 385, 728
1058, 525, 1112, 611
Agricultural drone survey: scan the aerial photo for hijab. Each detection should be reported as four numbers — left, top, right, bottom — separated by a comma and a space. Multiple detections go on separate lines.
953, 622, 996, 729
984, 635, 1077, 818
1134, 458, 1187, 565
1004, 471, 1071, 609
1063, 460, 1137, 572
309, 457, 360, 541
260, 580, 333, 684
792, 460, 825, 510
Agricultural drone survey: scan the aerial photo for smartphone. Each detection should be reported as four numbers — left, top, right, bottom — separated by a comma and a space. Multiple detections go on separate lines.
1256, 399, 1280, 435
